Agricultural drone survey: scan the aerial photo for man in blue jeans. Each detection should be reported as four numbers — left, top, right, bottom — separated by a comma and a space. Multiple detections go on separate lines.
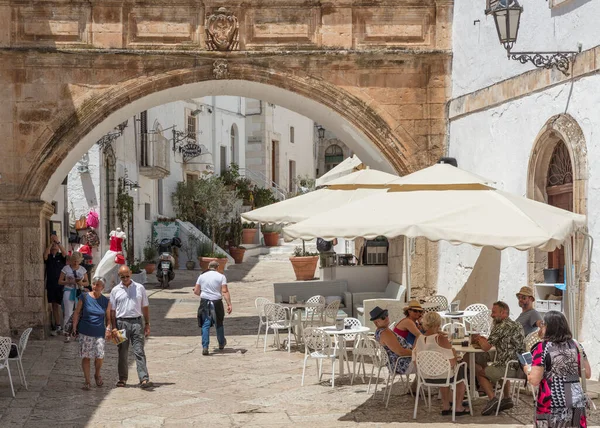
193, 261, 232, 355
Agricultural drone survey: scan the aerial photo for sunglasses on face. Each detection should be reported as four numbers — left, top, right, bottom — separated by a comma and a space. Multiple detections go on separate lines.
379, 315, 388, 320
120, 275, 130, 279
409, 309, 423, 313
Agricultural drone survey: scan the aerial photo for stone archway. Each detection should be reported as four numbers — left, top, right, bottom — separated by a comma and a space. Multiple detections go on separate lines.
0, 1, 452, 336
527, 113, 588, 328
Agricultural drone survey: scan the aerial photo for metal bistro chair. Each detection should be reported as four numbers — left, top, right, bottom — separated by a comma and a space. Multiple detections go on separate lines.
255, 297, 271, 348
350, 333, 376, 386
494, 359, 527, 416
464, 304, 491, 334
413, 350, 473, 422
425, 295, 449, 312
0, 337, 15, 397
263, 303, 298, 353
320, 300, 341, 326
301, 327, 338, 388
8, 328, 32, 390
371, 341, 414, 407
303, 295, 326, 327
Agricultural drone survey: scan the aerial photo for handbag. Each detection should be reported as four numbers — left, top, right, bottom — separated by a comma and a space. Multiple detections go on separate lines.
574, 340, 596, 411
68, 231, 81, 244
75, 216, 87, 230
86, 210, 99, 229
115, 254, 125, 265
86, 230, 100, 247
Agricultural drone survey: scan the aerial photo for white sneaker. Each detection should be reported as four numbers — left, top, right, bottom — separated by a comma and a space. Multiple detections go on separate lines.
56, 326, 63, 333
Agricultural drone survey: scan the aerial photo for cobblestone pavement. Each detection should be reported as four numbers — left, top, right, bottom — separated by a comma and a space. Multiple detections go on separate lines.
1, 249, 599, 427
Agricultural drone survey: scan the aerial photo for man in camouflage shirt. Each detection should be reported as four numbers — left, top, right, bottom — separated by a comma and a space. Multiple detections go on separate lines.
473, 301, 525, 416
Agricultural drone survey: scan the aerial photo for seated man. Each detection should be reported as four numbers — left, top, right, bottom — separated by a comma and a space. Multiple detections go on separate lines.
515, 286, 543, 336
371, 306, 413, 375
472, 301, 525, 416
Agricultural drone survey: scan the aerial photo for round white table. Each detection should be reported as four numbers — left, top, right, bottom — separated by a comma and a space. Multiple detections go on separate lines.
452, 343, 494, 400
437, 310, 480, 319
319, 325, 371, 377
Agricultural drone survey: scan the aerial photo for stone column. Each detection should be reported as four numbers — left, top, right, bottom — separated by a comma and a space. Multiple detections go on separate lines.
0, 201, 54, 338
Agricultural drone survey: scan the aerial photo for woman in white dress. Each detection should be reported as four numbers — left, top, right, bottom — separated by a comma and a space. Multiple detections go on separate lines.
93, 228, 126, 280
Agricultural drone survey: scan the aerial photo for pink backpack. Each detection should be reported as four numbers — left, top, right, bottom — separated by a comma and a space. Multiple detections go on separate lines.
86, 210, 99, 229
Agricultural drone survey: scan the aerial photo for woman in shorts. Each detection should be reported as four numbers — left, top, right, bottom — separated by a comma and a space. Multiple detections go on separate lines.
72, 276, 112, 390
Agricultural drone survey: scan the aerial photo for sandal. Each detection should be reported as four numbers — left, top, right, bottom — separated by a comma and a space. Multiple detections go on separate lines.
94, 375, 104, 387
140, 380, 153, 389
82, 382, 91, 391
116, 380, 126, 388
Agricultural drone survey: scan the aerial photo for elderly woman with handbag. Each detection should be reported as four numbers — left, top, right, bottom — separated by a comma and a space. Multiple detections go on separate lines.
524, 311, 592, 428
71, 276, 112, 390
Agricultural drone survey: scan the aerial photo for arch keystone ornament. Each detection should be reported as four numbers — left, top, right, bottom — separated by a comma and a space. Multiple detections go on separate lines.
213, 59, 229, 79
205, 7, 239, 51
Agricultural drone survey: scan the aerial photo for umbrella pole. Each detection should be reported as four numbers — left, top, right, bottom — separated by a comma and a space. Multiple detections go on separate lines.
404, 237, 412, 302
302, 239, 305, 253
565, 240, 576, 339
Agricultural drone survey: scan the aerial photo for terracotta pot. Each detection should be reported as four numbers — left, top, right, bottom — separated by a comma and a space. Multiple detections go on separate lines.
263, 231, 279, 247
185, 260, 196, 270
143, 262, 156, 275
198, 257, 228, 274
229, 246, 246, 264
242, 228, 257, 245
289, 256, 319, 281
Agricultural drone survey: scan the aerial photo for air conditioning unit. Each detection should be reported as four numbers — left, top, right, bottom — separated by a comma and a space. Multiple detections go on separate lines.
366, 247, 387, 265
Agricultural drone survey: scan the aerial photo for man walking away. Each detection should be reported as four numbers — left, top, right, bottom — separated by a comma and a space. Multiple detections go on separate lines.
194, 260, 232, 356
110, 266, 152, 388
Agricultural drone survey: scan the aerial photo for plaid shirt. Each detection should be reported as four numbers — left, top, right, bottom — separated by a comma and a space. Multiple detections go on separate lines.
487, 317, 525, 367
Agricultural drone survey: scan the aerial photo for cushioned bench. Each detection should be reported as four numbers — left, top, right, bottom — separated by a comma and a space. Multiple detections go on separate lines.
273, 280, 352, 316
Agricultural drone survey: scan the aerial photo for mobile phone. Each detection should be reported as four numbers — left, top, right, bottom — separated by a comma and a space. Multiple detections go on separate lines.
517, 352, 533, 366
51, 231, 57, 236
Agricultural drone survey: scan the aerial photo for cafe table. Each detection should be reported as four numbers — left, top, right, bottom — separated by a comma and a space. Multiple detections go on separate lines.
279, 302, 311, 340
318, 325, 371, 377
452, 341, 494, 399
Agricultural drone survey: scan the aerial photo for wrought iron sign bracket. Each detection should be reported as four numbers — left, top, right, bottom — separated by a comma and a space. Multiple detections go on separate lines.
96, 121, 128, 151
172, 127, 203, 162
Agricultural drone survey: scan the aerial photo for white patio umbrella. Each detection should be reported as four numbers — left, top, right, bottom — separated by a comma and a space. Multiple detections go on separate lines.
315, 154, 363, 187
283, 164, 586, 334
241, 168, 399, 225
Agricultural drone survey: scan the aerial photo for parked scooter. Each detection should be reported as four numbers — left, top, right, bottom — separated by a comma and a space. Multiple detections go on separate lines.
156, 237, 182, 289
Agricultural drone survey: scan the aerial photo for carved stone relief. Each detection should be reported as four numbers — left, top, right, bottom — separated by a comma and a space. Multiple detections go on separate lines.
213, 59, 229, 79
205, 7, 239, 51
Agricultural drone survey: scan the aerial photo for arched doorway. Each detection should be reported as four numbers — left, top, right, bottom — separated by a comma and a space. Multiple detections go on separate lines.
325, 144, 344, 172
546, 142, 573, 283
527, 113, 588, 330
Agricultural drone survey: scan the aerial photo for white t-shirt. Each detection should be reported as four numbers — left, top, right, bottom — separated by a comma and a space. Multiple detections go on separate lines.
196, 270, 227, 301
61, 265, 88, 289
109, 281, 149, 318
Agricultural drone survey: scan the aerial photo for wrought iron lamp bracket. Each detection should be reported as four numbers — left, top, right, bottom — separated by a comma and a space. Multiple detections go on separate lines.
506, 47, 579, 75
96, 121, 128, 151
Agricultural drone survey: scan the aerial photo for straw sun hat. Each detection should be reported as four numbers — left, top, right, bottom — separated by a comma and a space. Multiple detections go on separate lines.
403, 300, 424, 312
516, 286, 535, 300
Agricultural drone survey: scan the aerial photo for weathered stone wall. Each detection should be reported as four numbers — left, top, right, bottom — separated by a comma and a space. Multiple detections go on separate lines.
0, 0, 453, 332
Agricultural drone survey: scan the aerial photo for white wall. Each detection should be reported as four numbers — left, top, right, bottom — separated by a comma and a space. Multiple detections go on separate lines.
445, 73, 600, 374
452, 0, 600, 97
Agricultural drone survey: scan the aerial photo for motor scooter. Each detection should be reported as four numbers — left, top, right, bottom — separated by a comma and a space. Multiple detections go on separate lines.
156, 237, 182, 289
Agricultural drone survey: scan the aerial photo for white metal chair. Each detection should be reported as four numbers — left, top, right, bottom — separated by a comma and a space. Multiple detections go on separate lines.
303, 295, 326, 327
263, 303, 297, 353
465, 309, 492, 335
0, 337, 15, 397
441, 323, 467, 338
425, 295, 449, 312
464, 304, 491, 333
320, 300, 341, 326
370, 341, 414, 407
413, 350, 472, 422
494, 360, 527, 416
350, 333, 376, 386
301, 327, 338, 388
8, 328, 32, 390
255, 297, 271, 348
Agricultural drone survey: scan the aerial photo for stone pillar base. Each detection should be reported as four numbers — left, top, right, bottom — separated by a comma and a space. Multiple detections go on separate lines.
0, 200, 54, 339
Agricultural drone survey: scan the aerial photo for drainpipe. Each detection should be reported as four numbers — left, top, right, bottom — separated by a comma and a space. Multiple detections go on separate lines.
212, 96, 217, 172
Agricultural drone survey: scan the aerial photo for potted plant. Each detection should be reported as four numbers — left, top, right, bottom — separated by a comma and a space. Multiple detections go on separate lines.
197, 241, 228, 274
182, 235, 200, 270
228, 217, 245, 264
142, 237, 158, 274
242, 221, 257, 245
290, 246, 319, 280
262, 223, 280, 247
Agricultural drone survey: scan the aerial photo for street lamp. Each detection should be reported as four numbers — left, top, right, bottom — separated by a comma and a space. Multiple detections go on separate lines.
489, 0, 579, 75
120, 168, 140, 191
